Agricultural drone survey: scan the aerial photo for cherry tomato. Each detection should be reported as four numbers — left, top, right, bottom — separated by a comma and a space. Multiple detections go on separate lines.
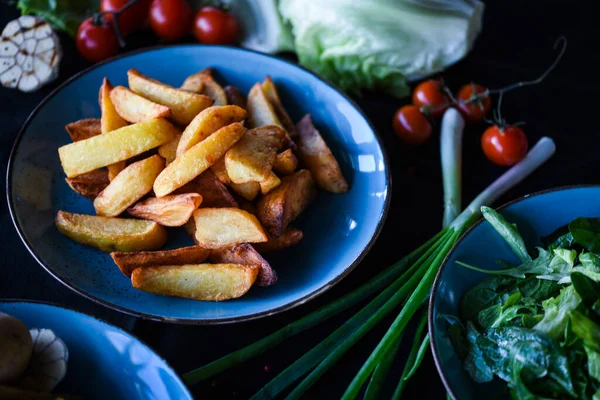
392, 105, 432, 145
100, 0, 151, 34
457, 83, 492, 122
76, 17, 120, 63
481, 125, 528, 166
149, 0, 193, 41
411, 79, 450, 118
193, 7, 240, 45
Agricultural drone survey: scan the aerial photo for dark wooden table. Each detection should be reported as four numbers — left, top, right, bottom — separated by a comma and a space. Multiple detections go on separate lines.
1, 1, 597, 398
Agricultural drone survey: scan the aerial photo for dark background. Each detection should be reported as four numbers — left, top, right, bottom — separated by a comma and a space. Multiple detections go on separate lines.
1, 1, 597, 399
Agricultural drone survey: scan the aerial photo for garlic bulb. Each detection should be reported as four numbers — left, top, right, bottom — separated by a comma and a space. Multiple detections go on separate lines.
17, 328, 68, 393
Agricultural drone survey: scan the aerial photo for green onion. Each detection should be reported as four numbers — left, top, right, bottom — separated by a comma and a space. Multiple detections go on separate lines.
392, 311, 428, 400
364, 335, 402, 400
441, 108, 465, 227
403, 333, 430, 380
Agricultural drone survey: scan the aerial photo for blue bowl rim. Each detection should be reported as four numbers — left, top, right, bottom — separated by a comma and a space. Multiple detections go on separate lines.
428, 184, 600, 400
0, 298, 193, 398
5, 44, 392, 325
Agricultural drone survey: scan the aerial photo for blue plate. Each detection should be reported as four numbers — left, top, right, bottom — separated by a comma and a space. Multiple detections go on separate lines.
0, 300, 192, 399
429, 185, 600, 400
6, 45, 390, 324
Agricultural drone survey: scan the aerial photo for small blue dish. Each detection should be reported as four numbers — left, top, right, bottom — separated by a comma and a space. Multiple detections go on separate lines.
6, 45, 390, 324
429, 185, 600, 399
0, 300, 192, 399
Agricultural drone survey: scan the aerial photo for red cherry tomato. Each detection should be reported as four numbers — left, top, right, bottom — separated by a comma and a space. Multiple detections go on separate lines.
457, 83, 492, 122
76, 17, 120, 63
193, 7, 240, 45
411, 79, 450, 118
100, 0, 151, 34
149, 0, 193, 41
392, 105, 432, 145
481, 125, 528, 166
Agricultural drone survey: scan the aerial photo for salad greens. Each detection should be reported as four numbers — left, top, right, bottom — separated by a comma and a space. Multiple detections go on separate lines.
451, 209, 600, 399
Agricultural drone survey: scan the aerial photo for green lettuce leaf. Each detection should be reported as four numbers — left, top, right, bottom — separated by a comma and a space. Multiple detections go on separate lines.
534, 286, 581, 340
17, 0, 99, 36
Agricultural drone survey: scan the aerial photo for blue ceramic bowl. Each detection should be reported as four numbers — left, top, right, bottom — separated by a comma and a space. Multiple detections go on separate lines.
429, 185, 600, 399
6, 46, 390, 324
0, 300, 192, 399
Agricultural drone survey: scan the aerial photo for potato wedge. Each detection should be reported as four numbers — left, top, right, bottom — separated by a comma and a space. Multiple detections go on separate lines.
158, 133, 181, 165
257, 169, 316, 237
254, 227, 303, 253
94, 155, 165, 217
110, 245, 210, 277
110, 85, 171, 123
259, 171, 281, 194
131, 263, 259, 301
262, 76, 295, 133
176, 105, 247, 157
229, 181, 260, 201
210, 157, 231, 184
127, 193, 202, 226
128, 68, 213, 125
209, 243, 277, 286
180, 69, 227, 106
225, 125, 285, 184
247, 82, 282, 129
176, 170, 238, 208
59, 118, 178, 178
273, 148, 299, 175
99, 78, 129, 180
193, 207, 267, 248
183, 218, 199, 244
55, 211, 167, 252
224, 85, 247, 108
65, 170, 109, 200
296, 114, 349, 193
65, 118, 101, 142
154, 122, 246, 197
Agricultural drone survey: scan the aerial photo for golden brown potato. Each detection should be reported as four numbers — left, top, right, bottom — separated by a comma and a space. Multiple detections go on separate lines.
247, 82, 282, 129
176, 170, 238, 208
254, 227, 303, 253
193, 207, 268, 248
99, 78, 129, 180
110, 85, 172, 123
131, 263, 259, 301
225, 125, 285, 183
55, 211, 167, 252
257, 169, 316, 237
65, 118, 101, 142
180, 69, 227, 106
210, 157, 231, 184
94, 155, 164, 217
273, 149, 299, 175
65, 170, 109, 200
229, 181, 260, 201
224, 85, 247, 108
262, 76, 295, 133
209, 243, 277, 286
128, 68, 213, 125
183, 219, 199, 244
153, 122, 246, 197
158, 133, 181, 165
110, 245, 210, 277
59, 118, 178, 178
295, 114, 349, 193
176, 105, 247, 157
127, 193, 202, 226
259, 171, 281, 194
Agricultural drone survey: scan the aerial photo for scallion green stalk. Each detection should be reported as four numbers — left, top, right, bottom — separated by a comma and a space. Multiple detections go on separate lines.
392, 312, 428, 400
441, 108, 465, 227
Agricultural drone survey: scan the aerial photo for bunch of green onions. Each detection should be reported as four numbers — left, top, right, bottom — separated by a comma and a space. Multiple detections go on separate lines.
183, 108, 556, 398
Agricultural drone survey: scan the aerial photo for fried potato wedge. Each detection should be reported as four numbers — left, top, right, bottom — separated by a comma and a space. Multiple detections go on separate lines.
259, 171, 281, 194
99, 78, 129, 180
273, 148, 299, 175
110, 245, 210, 277
94, 155, 165, 217
254, 227, 303, 253
127, 193, 202, 226
262, 76, 295, 133
56, 211, 167, 252
128, 68, 213, 125
158, 133, 180, 165
183, 218, 199, 244
225, 125, 285, 183
210, 157, 231, 184
110, 85, 172, 123
65, 170, 109, 200
176, 105, 247, 157
209, 243, 277, 286
224, 85, 247, 108
257, 169, 316, 237
229, 181, 260, 201
176, 170, 238, 208
247, 82, 282, 129
154, 122, 246, 197
193, 207, 268, 248
131, 263, 259, 301
296, 114, 349, 193
180, 69, 227, 106
65, 118, 101, 142
59, 118, 178, 178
